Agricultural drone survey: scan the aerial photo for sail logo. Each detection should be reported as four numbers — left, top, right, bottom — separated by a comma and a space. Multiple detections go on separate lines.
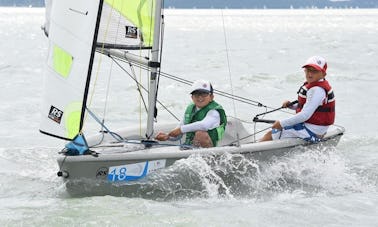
125, 26, 138, 39
48, 105, 63, 124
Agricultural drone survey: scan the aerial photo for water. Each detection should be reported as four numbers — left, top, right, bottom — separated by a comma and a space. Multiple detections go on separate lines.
1, 7, 378, 226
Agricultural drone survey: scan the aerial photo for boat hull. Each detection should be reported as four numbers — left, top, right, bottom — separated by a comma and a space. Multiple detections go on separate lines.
57, 123, 344, 197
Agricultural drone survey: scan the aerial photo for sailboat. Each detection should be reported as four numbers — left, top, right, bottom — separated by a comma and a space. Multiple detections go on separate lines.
40, 0, 345, 196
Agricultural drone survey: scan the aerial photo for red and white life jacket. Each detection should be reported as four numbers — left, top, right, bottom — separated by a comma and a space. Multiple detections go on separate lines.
296, 80, 335, 125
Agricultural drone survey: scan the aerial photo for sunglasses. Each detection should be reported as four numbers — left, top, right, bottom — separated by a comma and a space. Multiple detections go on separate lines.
192, 92, 210, 98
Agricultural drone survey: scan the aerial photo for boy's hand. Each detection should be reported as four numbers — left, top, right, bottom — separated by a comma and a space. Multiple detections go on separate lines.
282, 100, 291, 108
168, 128, 182, 137
155, 132, 169, 141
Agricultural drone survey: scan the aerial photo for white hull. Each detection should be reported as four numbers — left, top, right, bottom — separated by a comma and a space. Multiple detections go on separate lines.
57, 119, 345, 196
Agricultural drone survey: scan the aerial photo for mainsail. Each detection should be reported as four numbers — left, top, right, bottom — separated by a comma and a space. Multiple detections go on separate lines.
40, 0, 162, 141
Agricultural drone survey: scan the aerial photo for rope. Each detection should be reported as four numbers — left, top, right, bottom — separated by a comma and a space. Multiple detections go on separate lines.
86, 107, 186, 148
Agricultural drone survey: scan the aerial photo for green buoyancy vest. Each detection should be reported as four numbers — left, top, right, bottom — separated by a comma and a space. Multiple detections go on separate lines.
184, 101, 227, 146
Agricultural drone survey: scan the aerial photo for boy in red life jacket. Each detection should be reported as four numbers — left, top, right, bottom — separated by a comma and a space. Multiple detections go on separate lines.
260, 56, 335, 142
155, 80, 227, 148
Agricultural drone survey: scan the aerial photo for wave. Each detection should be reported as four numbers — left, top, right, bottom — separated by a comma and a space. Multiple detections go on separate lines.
60, 145, 376, 200
1, 138, 376, 202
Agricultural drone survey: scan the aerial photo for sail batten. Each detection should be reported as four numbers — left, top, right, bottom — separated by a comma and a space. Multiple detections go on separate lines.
96, 42, 152, 50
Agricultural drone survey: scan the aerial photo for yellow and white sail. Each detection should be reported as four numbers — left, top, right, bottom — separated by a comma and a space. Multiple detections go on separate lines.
40, 0, 161, 140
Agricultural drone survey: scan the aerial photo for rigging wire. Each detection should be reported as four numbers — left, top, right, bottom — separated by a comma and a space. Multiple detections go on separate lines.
83, 0, 115, 135
104, 52, 292, 121
107, 54, 180, 121
107, 53, 268, 107
102, 2, 119, 136
221, 9, 240, 146
225, 125, 272, 146
105, 51, 295, 118
126, 58, 148, 111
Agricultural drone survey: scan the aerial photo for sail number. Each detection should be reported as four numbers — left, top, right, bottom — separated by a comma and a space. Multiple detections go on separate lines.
109, 167, 128, 181
107, 159, 166, 182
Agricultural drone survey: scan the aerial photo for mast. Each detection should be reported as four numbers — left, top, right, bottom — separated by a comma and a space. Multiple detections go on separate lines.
145, 0, 162, 139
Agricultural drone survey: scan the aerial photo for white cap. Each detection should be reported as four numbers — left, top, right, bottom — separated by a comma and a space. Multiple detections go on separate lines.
190, 80, 213, 94
302, 56, 327, 73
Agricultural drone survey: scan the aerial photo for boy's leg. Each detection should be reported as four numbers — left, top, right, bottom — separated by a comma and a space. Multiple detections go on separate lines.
193, 131, 213, 148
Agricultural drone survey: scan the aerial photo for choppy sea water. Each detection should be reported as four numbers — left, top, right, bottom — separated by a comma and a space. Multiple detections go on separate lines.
1, 7, 378, 226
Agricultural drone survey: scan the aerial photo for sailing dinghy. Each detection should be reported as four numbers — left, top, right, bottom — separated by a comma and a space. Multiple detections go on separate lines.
40, 0, 345, 196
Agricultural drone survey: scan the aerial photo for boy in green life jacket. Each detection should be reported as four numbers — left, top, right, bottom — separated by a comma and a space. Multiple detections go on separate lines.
155, 80, 227, 148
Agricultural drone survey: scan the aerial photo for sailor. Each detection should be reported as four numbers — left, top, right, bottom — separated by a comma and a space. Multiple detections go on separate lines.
155, 80, 227, 148
260, 56, 335, 142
